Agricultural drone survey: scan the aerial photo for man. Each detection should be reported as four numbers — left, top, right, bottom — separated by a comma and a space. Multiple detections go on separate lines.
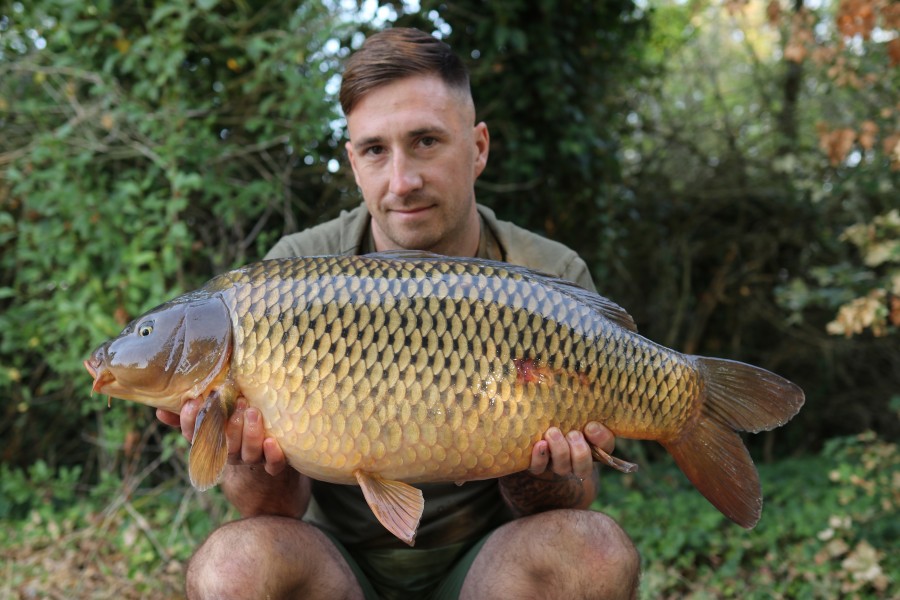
159, 28, 640, 599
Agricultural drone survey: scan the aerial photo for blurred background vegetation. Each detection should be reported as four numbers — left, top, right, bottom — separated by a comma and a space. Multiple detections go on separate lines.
1, 0, 898, 597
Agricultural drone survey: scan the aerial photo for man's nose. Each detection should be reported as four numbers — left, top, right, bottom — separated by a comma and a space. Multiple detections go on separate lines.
388, 152, 423, 197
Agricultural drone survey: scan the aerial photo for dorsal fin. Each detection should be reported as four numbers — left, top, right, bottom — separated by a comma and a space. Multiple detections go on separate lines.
548, 281, 638, 332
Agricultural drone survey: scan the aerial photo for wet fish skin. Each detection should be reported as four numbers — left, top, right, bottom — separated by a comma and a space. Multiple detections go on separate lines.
85, 251, 805, 545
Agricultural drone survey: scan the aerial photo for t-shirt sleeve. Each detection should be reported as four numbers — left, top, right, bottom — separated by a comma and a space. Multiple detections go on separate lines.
561, 255, 597, 293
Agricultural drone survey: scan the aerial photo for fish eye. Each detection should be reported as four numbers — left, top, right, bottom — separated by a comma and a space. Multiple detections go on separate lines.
138, 321, 154, 337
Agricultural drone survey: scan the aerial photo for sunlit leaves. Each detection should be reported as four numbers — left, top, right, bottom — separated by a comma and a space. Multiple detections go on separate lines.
826, 210, 900, 337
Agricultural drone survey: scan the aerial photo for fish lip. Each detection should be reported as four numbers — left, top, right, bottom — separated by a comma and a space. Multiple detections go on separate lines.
84, 356, 115, 395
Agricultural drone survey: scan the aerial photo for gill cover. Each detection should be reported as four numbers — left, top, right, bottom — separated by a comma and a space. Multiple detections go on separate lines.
95, 294, 232, 409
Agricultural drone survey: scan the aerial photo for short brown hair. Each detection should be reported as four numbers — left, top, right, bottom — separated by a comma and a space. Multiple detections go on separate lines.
339, 28, 470, 116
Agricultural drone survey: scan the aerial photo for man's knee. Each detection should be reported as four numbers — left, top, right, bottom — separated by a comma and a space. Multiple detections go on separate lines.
569, 511, 641, 595
521, 510, 640, 598
465, 510, 640, 599
186, 518, 273, 600
186, 516, 364, 600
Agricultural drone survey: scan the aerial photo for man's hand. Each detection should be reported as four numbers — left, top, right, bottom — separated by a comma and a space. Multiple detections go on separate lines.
528, 421, 615, 481
156, 399, 287, 477
499, 421, 615, 516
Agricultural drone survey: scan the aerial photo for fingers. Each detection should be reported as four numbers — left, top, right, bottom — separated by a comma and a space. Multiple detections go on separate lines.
584, 421, 615, 455
241, 408, 265, 464
179, 398, 203, 443
262, 438, 287, 476
222, 402, 285, 474
163, 396, 285, 474
528, 422, 618, 479
545, 428, 572, 476
529, 440, 550, 475
566, 430, 595, 481
225, 401, 247, 463
156, 408, 181, 429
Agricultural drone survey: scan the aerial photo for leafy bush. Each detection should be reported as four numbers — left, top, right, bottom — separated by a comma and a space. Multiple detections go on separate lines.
0, 0, 350, 473
598, 432, 898, 598
1, 436, 235, 598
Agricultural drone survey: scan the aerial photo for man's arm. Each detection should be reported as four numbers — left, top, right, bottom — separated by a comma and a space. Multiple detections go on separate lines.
498, 422, 613, 516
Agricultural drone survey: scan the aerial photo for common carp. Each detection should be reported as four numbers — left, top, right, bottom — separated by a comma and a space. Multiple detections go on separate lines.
85, 251, 804, 545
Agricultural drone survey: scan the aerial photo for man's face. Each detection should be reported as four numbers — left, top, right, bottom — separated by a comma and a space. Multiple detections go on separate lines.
345, 74, 489, 256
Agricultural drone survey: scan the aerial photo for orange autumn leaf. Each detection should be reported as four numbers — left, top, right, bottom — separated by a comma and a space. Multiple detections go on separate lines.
785, 9, 815, 64
725, 0, 750, 16
766, 0, 781, 26
859, 120, 878, 151
837, 0, 878, 39
889, 294, 900, 327
817, 125, 857, 166
785, 39, 807, 63
882, 2, 900, 29
888, 38, 900, 68
883, 132, 900, 170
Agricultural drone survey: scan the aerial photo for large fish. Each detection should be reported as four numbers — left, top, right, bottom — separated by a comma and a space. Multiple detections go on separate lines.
85, 251, 804, 545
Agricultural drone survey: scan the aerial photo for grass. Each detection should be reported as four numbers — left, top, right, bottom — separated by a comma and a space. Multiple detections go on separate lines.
1, 432, 896, 599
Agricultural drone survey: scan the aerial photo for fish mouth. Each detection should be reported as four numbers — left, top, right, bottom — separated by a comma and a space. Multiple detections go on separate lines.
84, 355, 115, 395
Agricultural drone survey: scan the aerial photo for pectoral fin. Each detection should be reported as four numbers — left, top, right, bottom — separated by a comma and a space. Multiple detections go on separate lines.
354, 470, 424, 547
189, 387, 235, 491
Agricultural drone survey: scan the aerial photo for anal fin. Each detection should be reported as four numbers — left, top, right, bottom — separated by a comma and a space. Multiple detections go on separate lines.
354, 470, 424, 547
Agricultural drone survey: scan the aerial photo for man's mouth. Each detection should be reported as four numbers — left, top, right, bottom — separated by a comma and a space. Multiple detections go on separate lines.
391, 204, 434, 216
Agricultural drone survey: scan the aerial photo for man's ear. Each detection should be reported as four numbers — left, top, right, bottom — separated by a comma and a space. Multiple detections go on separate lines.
473, 122, 490, 179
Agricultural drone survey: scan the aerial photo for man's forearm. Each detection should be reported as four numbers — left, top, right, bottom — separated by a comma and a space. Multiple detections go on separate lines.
499, 466, 600, 517
221, 464, 310, 519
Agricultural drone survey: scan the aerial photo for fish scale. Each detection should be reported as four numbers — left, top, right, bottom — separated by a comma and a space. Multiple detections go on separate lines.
86, 251, 804, 544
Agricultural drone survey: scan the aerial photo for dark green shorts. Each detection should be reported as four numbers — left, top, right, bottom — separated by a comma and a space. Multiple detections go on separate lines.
318, 529, 493, 600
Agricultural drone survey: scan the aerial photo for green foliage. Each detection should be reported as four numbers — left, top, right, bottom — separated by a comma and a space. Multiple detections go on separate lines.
0, 0, 349, 470
1, 462, 234, 598
0, 460, 82, 521
599, 433, 898, 598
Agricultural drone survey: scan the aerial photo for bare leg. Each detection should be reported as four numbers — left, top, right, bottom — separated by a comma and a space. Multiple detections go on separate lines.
460, 510, 640, 600
186, 516, 365, 600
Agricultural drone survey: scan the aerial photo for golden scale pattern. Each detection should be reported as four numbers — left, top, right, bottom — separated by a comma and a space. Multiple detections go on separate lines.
208, 255, 702, 484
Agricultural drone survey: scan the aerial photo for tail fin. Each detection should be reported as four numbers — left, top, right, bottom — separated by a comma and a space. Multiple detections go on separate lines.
661, 358, 804, 528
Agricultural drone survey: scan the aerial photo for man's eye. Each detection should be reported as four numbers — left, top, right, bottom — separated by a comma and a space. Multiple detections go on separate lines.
365, 146, 384, 156
420, 137, 437, 147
